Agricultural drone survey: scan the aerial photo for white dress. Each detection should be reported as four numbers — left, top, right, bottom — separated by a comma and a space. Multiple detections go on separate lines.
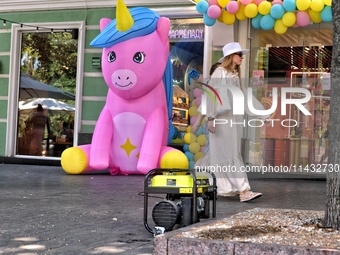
197, 67, 266, 196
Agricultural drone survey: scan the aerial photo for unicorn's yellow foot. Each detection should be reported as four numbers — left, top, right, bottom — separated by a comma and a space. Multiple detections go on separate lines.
61, 147, 88, 174
160, 149, 189, 169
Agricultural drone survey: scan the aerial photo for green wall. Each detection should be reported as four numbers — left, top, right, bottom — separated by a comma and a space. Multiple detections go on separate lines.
0, 5, 193, 155
0, 7, 116, 154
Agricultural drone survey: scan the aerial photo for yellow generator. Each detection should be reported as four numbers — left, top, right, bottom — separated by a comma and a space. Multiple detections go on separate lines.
143, 168, 217, 235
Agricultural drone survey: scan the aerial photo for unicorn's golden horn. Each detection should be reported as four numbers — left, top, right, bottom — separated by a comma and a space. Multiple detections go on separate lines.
116, 0, 134, 32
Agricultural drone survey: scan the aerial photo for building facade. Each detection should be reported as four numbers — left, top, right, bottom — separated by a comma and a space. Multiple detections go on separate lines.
0, 1, 207, 163
0, 0, 333, 170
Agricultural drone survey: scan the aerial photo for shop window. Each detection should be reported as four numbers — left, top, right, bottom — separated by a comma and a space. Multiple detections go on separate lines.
249, 44, 332, 169
168, 18, 204, 144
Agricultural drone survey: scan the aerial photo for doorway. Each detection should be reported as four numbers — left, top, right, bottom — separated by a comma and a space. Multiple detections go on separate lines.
6, 22, 85, 159
17, 31, 77, 157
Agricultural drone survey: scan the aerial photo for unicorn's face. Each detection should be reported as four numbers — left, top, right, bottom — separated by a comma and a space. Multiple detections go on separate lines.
101, 31, 169, 99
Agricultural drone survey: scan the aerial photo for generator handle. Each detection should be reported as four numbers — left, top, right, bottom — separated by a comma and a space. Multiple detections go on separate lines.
143, 168, 159, 233
195, 168, 217, 218
211, 171, 217, 218
189, 168, 198, 224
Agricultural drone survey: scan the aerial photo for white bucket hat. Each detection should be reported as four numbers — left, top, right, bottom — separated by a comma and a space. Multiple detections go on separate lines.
218, 42, 250, 63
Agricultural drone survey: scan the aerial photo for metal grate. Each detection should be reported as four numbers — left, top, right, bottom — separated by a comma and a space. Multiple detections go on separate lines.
152, 201, 180, 230
268, 46, 332, 72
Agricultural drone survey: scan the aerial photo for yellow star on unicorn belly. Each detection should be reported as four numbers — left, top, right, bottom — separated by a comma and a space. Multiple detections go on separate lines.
120, 138, 137, 157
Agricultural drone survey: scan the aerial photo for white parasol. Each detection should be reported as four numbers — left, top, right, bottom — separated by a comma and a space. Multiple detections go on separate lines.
19, 98, 75, 114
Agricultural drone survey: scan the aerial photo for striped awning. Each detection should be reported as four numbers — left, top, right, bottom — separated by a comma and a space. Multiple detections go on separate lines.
173, 85, 188, 98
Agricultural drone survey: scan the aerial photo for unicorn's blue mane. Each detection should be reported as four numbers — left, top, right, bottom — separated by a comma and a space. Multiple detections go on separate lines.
90, 7, 159, 48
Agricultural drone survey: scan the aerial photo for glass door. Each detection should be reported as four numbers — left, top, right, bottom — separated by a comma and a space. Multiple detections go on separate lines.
17, 31, 77, 157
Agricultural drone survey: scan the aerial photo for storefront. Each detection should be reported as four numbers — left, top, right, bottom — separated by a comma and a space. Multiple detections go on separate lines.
180, 1, 332, 170
0, 0, 333, 170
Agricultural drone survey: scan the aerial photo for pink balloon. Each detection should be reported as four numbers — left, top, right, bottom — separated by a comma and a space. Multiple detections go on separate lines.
240, 0, 252, 5
208, 0, 219, 6
193, 88, 203, 98
190, 116, 198, 126
296, 11, 310, 27
200, 146, 206, 153
271, 0, 283, 5
207, 5, 222, 19
253, 0, 265, 5
226, 1, 239, 14
195, 96, 202, 107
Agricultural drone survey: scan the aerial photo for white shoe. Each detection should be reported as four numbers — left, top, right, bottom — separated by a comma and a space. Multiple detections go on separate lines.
240, 190, 262, 202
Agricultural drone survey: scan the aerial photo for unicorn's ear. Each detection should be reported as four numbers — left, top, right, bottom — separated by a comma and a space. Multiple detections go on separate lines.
100, 18, 112, 32
156, 17, 170, 45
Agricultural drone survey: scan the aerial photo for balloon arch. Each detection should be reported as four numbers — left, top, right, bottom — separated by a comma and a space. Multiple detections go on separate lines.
193, 0, 332, 34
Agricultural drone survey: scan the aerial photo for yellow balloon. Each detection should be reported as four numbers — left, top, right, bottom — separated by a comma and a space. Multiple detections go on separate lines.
189, 106, 198, 117
296, 0, 311, 11
244, 3, 258, 18
258, 1, 272, 15
310, 0, 324, 12
282, 12, 296, 27
274, 19, 288, 34
189, 142, 200, 154
191, 99, 196, 107
217, 11, 224, 22
308, 8, 322, 23
197, 134, 207, 146
160, 149, 189, 169
201, 118, 206, 126
222, 10, 236, 25
236, 4, 247, 20
218, 0, 231, 8
323, 0, 331, 6
61, 147, 88, 174
184, 133, 197, 144
194, 151, 205, 162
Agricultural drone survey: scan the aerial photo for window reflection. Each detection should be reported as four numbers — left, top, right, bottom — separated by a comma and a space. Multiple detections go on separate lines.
17, 31, 77, 157
248, 22, 332, 169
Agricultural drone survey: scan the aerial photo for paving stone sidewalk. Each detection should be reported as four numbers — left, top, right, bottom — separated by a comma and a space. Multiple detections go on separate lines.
0, 164, 326, 254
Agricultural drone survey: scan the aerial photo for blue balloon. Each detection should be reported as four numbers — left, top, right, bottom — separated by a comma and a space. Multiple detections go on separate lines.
321, 6, 332, 22
283, 0, 296, 12
196, 0, 209, 14
196, 126, 203, 136
203, 13, 216, 26
270, 4, 285, 19
183, 144, 189, 152
260, 15, 275, 30
185, 151, 194, 161
189, 160, 196, 169
252, 14, 263, 29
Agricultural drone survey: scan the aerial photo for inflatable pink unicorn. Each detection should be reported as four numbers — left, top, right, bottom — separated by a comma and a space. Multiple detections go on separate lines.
61, 0, 188, 175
